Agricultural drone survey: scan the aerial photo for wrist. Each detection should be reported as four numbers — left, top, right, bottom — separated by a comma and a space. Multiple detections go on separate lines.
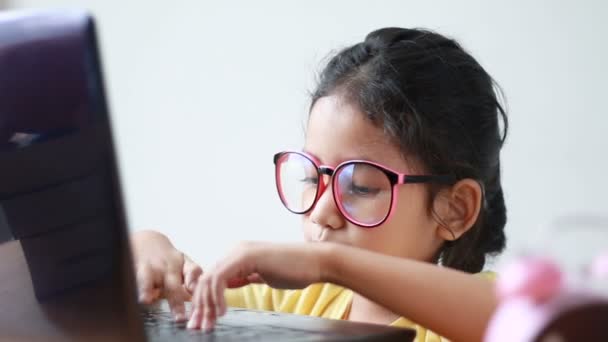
317, 242, 342, 284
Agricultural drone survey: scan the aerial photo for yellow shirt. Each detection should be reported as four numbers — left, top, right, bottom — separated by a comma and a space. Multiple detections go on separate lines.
225, 272, 495, 342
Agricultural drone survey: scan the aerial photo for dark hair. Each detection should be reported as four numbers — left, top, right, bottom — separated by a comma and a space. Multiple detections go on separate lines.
311, 27, 507, 273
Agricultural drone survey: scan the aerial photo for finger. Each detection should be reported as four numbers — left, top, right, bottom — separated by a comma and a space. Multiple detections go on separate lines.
136, 263, 161, 304
211, 271, 227, 318
187, 279, 204, 329
187, 307, 203, 330
164, 272, 188, 321
215, 252, 257, 315
204, 313, 216, 333
203, 308, 216, 333
183, 254, 203, 294
201, 276, 217, 332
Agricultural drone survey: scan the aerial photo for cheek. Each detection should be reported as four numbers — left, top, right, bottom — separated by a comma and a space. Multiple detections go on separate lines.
301, 215, 314, 242
362, 186, 437, 258
393, 185, 434, 227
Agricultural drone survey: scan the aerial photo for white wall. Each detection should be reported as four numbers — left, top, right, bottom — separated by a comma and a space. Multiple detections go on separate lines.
5, 0, 608, 269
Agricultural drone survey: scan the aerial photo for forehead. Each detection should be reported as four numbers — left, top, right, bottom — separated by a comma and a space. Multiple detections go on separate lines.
304, 95, 416, 172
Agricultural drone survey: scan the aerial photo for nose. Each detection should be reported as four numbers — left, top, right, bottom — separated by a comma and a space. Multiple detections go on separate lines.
309, 181, 346, 230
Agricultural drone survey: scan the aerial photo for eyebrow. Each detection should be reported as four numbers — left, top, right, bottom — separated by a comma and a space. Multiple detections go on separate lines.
302, 148, 397, 167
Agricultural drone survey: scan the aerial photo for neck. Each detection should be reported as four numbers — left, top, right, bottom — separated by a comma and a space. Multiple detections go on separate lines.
347, 292, 400, 325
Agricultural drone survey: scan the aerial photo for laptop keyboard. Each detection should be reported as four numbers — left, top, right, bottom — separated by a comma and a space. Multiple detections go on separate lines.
142, 306, 330, 341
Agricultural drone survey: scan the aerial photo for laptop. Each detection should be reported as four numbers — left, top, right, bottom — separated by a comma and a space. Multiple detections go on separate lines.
0, 9, 415, 342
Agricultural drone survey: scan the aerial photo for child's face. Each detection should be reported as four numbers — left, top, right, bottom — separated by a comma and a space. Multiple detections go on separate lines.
301, 95, 445, 262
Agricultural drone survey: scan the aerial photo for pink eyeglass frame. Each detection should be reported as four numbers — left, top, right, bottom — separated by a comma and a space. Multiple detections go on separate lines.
273, 151, 454, 228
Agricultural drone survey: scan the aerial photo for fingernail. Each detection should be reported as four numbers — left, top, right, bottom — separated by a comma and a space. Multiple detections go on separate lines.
175, 312, 186, 322
187, 318, 196, 329
202, 319, 208, 332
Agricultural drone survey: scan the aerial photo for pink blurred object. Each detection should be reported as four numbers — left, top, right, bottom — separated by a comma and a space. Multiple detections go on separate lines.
496, 257, 563, 303
484, 255, 608, 342
589, 252, 608, 279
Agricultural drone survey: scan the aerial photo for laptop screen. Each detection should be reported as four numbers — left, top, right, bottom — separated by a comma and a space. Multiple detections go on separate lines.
0, 10, 144, 341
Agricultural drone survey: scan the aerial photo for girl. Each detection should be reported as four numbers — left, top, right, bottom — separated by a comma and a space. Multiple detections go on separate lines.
131, 27, 508, 342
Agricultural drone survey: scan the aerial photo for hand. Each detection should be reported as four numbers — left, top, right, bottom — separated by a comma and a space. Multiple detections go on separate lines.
187, 241, 328, 331
131, 230, 203, 321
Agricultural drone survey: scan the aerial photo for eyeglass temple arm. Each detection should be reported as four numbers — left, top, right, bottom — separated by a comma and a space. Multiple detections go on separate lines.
403, 175, 455, 184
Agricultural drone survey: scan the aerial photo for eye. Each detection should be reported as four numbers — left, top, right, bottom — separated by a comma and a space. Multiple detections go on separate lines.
349, 183, 380, 196
299, 176, 319, 185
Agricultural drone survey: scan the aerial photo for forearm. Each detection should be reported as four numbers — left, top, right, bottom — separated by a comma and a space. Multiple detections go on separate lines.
321, 243, 496, 342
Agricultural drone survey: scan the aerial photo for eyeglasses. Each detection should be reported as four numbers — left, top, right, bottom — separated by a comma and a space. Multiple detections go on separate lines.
273, 151, 454, 228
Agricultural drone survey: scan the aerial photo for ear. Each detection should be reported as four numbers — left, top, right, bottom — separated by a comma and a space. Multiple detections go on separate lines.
432, 179, 483, 241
